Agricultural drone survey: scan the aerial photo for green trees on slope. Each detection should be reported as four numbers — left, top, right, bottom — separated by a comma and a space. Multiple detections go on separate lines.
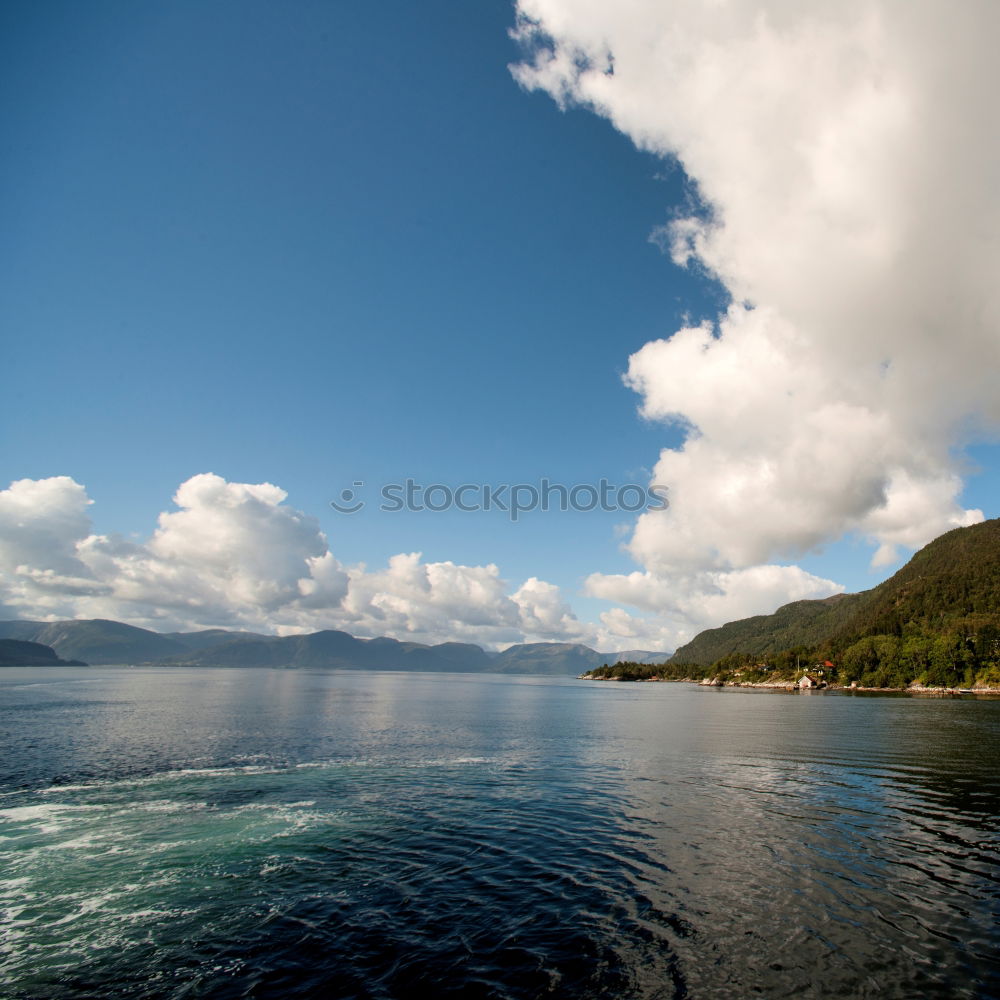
619, 519, 1000, 689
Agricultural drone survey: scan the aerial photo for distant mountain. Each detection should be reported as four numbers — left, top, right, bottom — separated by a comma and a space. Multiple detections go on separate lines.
165, 631, 496, 671
175, 634, 674, 675
0, 639, 87, 667
668, 518, 1000, 689
605, 649, 674, 666
492, 643, 604, 676
0, 619, 186, 664
163, 628, 271, 652
0, 621, 50, 642
0, 618, 671, 676
491, 643, 672, 675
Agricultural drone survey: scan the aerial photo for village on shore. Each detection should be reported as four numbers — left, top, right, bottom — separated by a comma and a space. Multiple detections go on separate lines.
582, 668, 1000, 696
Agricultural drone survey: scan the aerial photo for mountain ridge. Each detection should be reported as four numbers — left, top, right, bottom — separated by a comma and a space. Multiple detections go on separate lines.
665, 518, 1000, 688
0, 619, 672, 676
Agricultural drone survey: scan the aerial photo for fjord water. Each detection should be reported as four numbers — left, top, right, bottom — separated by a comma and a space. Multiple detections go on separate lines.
1, 669, 997, 999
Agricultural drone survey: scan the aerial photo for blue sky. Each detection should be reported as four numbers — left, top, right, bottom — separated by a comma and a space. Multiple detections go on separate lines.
3, 1, 998, 649
4, 3, 701, 564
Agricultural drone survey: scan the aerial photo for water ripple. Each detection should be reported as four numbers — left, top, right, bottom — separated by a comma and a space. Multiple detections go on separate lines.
0, 670, 998, 998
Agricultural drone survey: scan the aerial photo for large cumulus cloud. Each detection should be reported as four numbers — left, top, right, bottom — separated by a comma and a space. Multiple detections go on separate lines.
513, 0, 992, 623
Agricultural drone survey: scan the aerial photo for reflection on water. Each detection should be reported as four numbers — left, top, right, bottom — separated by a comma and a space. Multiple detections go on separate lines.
0, 669, 997, 998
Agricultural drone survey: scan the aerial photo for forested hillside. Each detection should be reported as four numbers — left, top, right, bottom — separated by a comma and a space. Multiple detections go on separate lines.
605, 520, 1000, 689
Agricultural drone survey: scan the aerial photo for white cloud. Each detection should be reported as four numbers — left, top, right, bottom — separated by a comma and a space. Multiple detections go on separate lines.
587, 563, 842, 637
336, 551, 523, 646
512, 577, 590, 642
0, 473, 345, 628
0, 476, 95, 578
511, 0, 994, 622
0, 477, 109, 619
591, 607, 681, 654
0, 475, 613, 649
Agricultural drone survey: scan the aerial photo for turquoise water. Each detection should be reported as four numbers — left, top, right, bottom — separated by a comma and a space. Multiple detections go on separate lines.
1, 668, 998, 998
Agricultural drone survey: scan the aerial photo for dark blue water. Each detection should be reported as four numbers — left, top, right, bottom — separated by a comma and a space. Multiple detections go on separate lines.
1, 668, 998, 999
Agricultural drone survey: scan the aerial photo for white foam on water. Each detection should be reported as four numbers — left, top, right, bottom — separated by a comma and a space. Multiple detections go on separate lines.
117, 906, 199, 922
0, 802, 105, 835
228, 801, 333, 832
294, 757, 378, 770
392, 754, 507, 769
0, 803, 101, 821
38, 783, 105, 795
170, 765, 283, 778
43, 832, 106, 851
0, 677, 108, 690
47, 887, 131, 927
134, 799, 209, 814
35, 763, 292, 797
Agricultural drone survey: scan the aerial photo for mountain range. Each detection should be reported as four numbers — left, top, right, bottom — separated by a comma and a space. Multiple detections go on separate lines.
0, 618, 671, 676
10, 518, 1000, 684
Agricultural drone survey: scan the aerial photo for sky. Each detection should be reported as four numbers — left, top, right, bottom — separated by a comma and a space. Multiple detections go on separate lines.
3, 0, 999, 651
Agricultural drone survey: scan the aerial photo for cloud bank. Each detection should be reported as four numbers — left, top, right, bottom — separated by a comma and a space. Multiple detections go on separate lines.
513, 0, 991, 610
0, 474, 839, 649
0, 474, 555, 647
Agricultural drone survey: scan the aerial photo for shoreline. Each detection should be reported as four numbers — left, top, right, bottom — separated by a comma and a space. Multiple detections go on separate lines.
582, 676, 1000, 696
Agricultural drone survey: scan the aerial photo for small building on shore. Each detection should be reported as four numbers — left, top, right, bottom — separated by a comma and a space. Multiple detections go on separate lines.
799, 674, 824, 689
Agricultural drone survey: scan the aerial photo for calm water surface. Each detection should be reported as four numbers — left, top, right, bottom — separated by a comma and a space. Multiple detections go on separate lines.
0, 668, 997, 999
